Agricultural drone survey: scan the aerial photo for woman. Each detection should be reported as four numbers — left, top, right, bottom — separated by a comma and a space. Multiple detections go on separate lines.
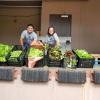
46, 26, 60, 47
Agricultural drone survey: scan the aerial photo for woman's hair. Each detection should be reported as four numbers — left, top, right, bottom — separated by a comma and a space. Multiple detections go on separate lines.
47, 26, 55, 36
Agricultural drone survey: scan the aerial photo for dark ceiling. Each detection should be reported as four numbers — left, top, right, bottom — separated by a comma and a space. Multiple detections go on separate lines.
0, 0, 88, 6
0, 1, 42, 6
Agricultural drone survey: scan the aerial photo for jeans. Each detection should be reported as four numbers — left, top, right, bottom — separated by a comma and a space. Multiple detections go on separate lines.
23, 43, 30, 51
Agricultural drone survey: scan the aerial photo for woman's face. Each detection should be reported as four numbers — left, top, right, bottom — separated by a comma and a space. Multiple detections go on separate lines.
27, 26, 34, 33
48, 27, 54, 35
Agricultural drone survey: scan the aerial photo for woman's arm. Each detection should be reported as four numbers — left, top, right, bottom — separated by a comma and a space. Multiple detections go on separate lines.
54, 33, 60, 46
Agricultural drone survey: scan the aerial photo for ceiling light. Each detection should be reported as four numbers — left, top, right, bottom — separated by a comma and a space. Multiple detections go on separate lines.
61, 14, 68, 18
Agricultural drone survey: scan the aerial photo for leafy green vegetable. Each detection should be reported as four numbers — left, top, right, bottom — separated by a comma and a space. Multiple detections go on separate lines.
10, 50, 22, 58
28, 48, 44, 58
0, 43, 13, 56
0, 43, 14, 62
49, 46, 63, 60
8, 50, 22, 62
72, 59, 77, 65
0, 57, 6, 62
75, 49, 93, 59
44, 44, 49, 50
8, 57, 18, 62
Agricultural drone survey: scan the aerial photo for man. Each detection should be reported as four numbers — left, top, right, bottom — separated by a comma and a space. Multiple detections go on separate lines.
20, 24, 44, 68
20, 24, 37, 51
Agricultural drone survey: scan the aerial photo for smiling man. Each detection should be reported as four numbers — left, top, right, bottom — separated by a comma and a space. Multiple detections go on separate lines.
20, 24, 37, 51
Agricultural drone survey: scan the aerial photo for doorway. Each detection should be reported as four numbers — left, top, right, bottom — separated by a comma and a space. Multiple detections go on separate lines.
49, 14, 72, 37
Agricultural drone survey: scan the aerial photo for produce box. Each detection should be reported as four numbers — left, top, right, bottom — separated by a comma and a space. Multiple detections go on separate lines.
0, 43, 14, 66
47, 58, 64, 67
73, 49, 95, 68
7, 45, 25, 66
25, 47, 45, 67
47, 47, 64, 67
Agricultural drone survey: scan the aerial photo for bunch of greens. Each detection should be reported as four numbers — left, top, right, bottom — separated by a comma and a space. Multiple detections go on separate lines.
74, 49, 93, 59
0, 43, 13, 62
8, 50, 22, 62
28, 48, 44, 58
48, 46, 63, 60
0, 57, 6, 62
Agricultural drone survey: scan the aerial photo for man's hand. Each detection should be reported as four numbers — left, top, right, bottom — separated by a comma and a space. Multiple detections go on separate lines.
30, 40, 37, 46
30, 40, 44, 50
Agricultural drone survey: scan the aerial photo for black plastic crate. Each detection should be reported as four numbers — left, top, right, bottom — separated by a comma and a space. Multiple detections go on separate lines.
47, 56, 64, 67
0, 62, 7, 66
73, 49, 95, 68
7, 60, 25, 66
47, 58, 64, 67
25, 57, 45, 67
77, 58, 94, 68
35, 58, 45, 67
7, 45, 25, 66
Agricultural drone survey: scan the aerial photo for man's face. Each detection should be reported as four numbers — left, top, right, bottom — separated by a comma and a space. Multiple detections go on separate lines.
27, 26, 34, 33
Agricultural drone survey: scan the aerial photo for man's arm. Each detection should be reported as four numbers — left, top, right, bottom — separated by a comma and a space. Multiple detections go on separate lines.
20, 30, 25, 48
20, 37, 24, 47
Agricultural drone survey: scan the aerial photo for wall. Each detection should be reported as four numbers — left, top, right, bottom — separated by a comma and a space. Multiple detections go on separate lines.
0, 68, 100, 100
0, 0, 100, 53
41, 0, 100, 53
0, 7, 41, 45
80, 0, 100, 53
0, 74, 84, 100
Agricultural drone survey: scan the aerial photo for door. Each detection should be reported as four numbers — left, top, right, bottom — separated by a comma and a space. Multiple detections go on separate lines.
49, 14, 72, 37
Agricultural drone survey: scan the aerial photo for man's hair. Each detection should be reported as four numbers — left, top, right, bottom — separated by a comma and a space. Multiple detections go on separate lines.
27, 24, 34, 29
